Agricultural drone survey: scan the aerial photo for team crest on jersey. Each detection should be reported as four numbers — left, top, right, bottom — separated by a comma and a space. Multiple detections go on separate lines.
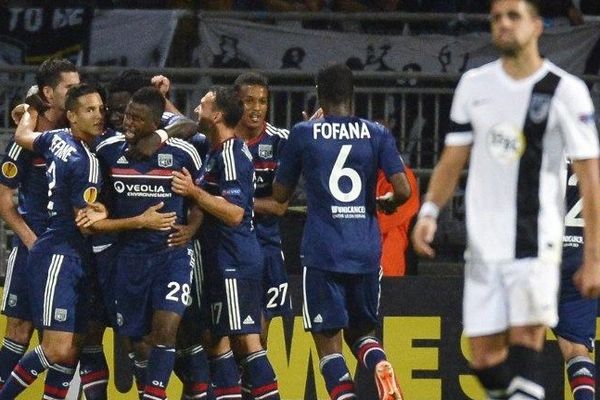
83, 187, 98, 204
528, 94, 551, 124
54, 308, 67, 322
258, 144, 273, 159
158, 153, 173, 168
487, 122, 525, 164
1, 161, 18, 178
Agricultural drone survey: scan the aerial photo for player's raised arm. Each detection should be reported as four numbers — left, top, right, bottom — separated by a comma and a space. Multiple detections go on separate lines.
14, 105, 42, 151
127, 114, 197, 160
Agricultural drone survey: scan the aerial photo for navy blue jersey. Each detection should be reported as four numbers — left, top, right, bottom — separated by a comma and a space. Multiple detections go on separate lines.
90, 128, 123, 251
275, 116, 405, 274
0, 139, 48, 237
247, 122, 288, 247
563, 165, 583, 264
196, 137, 261, 278
95, 135, 202, 252
32, 129, 102, 255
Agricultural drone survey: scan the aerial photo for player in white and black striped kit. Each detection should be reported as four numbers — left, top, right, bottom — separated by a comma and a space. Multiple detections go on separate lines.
412, 0, 600, 399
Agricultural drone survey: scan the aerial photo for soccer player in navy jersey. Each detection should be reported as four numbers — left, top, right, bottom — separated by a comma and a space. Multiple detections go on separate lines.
554, 165, 597, 400
172, 87, 280, 400
0, 58, 80, 393
81, 87, 205, 400
81, 78, 200, 400
232, 72, 291, 397
272, 64, 411, 400
0, 83, 104, 400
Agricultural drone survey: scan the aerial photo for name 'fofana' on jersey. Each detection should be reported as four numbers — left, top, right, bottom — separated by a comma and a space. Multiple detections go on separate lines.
312, 121, 371, 140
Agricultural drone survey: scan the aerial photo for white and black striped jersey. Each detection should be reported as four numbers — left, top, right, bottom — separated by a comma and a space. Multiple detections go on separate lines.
446, 59, 599, 262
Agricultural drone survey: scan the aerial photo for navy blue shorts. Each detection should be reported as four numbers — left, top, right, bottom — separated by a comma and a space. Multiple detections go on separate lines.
28, 250, 90, 334
554, 257, 597, 351
179, 240, 210, 337
1, 244, 32, 320
205, 264, 262, 337
262, 246, 292, 320
302, 266, 381, 333
88, 244, 119, 327
114, 247, 193, 337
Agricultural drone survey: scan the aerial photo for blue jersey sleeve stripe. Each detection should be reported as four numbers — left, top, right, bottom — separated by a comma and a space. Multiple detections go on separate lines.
83, 144, 100, 184
96, 135, 125, 152
168, 139, 202, 170
266, 123, 289, 139
223, 140, 237, 181
8, 143, 23, 160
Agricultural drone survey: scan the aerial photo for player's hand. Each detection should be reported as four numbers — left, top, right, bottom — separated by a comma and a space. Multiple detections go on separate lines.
140, 201, 177, 231
127, 132, 161, 161
573, 261, 600, 298
16, 104, 39, 133
302, 107, 323, 121
151, 75, 171, 97
168, 223, 197, 247
376, 192, 398, 214
76, 202, 108, 228
411, 217, 437, 258
172, 167, 196, 197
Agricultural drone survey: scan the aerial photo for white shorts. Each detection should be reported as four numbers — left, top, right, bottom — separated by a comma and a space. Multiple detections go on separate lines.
463, 257, 559, 337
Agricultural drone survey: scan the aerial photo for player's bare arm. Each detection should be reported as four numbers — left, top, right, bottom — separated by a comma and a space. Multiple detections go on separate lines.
172, 167, 244, 227
168, 204, 204, 247
376, 171, 411, 214
14, 105, 41, 151
127, 116, 197, 160
571, 157, 600, 298
76, 201, 176, 232
254, 196, 288, 217
151, 74, 181, 115
271, 180, 293, 205
412, 145, 470, 258
0, 184, 36, 249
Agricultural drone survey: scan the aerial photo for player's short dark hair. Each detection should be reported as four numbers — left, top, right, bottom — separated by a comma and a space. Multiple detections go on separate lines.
108, 69, 149, 95
212, 86, 244, 129
490, 0, 540, 15
65, 83, 100, 112
233, 72, 269, 93
35, 58, 78, 101
316, 64, 354, 106
130, 87, 166, 126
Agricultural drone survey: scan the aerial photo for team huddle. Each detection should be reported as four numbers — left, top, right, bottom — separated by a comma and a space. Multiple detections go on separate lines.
0, 59, 409, 400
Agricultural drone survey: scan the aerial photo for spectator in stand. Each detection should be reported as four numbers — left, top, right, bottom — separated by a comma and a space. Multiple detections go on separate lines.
376, 167, 420, 276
